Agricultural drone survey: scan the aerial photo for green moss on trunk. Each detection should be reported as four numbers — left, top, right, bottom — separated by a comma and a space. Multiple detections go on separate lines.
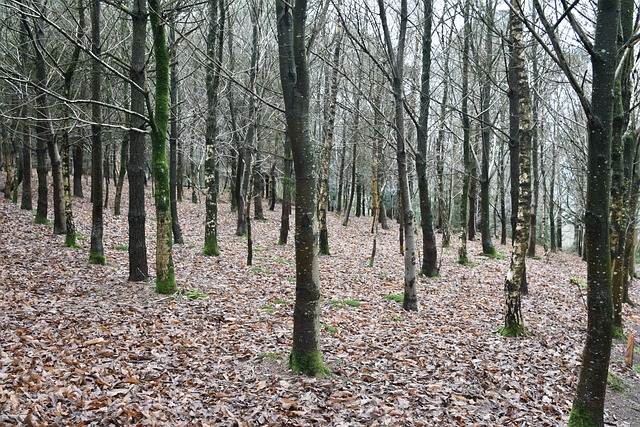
613, 325, 626, 341
35, 213, 47, 225
203, 237, 219, 256
498, 324, 528, 337
289, 348, 330, 377
89, 252, 106, 265
156, 269, 176, 294
568, 401, 599, 427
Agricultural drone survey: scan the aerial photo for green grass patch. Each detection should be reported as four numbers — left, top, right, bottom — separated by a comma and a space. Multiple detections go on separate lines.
528, 254, 542, 260
286, 277, 296, 283
188, 243, 197, 249
251, 267, 273, 274
76, 233, 87, 241
252, 247, 264, 253
321, 323, 338, 333
607, 371, 625, 393
633, 364, 640, 374
273, 257, 292, 264
570, 277, 587, 288
498, 324, 531, 337
344, 299, 361, 307
274, 299, 286, 304
393, 317, 404, 321
383, 294, 404, 303
377, 273, 387, 280
183, 289, 208, 299
261, 305, 276, 314
330, 300, 346, 309
484, 251, 506, 260
257, 352, 280, 360
115, 245, 128, 251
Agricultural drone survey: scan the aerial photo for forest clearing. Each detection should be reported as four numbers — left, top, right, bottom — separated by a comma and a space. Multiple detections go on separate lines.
1, 189, 639, 426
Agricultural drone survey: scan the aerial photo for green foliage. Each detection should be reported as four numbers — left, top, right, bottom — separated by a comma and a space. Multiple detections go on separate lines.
320, 246, 330, 255
383, 294, 404, 303
115, 245, 128, 251
377, 273, 387, 279
344, 299, 361, 307
273, 257, 292, 264
529, 255, 542, 260
252, 247, 264, 253
274, 299, 286, 304
183, 289, 208, 299
567, 401, 599, 427
571, 277, 588, 288
257, 353, 280, 360
321, 323, 337, 333
607, 372, 624, 393
187, 243, 197, 249
89, 252, 106, 265
484, 251, 505, 260
289, 348, 330, 377
633, 364, 640, 374
498, 324, 529, 337
330, 300, 345, 309
35, 214, 51, 226
393, 317, 404, 321
261, 305, 276, 313
64, 235, 81, 249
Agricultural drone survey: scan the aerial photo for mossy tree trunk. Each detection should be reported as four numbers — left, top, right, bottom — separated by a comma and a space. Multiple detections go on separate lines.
204, 0, 225, 256
127, 0, 149, 281
503, 0, 532, 336
148, 0, 176, 294
276, 0, 328, 377
89, 0, 104, 264
416, 0, 438, 277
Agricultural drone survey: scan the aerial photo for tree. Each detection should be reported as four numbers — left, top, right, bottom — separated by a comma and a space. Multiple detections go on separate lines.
89, 0, 104, 264
204, 0, 225, 256
148, 0, 176, 294
276, 0, 329, 376
415, 0, 437, 276
501, 0, 532, 336
128, 0, 149, 281
458, 0, 471, 265
531, 0, 619, 423
168, 12, 184, 245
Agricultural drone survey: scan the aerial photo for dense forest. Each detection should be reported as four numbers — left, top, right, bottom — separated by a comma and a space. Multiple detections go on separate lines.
0, 0, 639, 425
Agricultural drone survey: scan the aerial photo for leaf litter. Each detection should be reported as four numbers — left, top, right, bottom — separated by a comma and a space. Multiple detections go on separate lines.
0, 188, 639, 426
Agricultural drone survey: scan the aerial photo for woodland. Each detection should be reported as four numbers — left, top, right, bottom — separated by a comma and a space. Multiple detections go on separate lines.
1, 0, 640, 425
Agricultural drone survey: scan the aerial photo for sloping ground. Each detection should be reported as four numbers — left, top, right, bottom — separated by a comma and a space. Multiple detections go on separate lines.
0, 188, 638, 426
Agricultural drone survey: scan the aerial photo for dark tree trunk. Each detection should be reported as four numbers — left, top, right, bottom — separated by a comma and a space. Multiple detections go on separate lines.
254, 170, 265, 220
342, 140, 357, 226
416, 0, 437, 276
276, 0, 328, 376
127, 0, 149, 280
336, 139, 346, 213
269, 163, 276, 211
73, 144, 83, 197
355, 175, 362, 217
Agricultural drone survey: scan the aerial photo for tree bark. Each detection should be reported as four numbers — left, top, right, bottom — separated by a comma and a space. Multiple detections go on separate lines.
204, 0, 225, 256
168, 20, 184, 245
89, 0, 104, 264
276, 0, 328, 376
458, 0, 471, 265
502, 0, 532, 336
148, 0, 176, 294
278, 135, 293, 245
127, 0, 149, 281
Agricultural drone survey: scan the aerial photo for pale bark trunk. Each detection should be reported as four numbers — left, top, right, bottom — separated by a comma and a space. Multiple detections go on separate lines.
503, 0, 532, 335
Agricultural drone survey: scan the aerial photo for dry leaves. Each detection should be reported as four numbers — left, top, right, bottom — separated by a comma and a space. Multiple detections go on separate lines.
0, 185, 639, 426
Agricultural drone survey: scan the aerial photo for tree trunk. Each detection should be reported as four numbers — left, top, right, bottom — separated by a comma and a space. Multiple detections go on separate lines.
89, 0, 104, 264
278, 135, 292, 245
203, 0, 224, 256
73, 144, 83, 198
563, 0, 617, 422
480, 0, 496, 256
336, 139, 346, 213
342, 139, 357, 226
458, 0, 471, 265
276, 0, 328, 376
269, 163, 276, 211
128, 0, 149, 281
378, 0, 417, 311
416, 0, 437, 276
169, 21, 184, 245
148, 0, 176, 294
20, 105, 32, 211
114, 136, 128, 216
502, 0, 532, 336
318, 19, 342, 255
436, 30, 452, 247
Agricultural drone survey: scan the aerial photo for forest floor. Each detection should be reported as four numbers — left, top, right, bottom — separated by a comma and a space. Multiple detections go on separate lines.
1, 184, 640, 426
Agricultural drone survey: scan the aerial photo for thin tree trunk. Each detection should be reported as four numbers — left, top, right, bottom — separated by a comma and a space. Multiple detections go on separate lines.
169, 21, 184, 245
458, 0, 471, 265
336, 137, 346, 213
89, 0, 104, 264
342, 139, 357, 226
436, 35, 452, 247
278, 135, 292, 245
